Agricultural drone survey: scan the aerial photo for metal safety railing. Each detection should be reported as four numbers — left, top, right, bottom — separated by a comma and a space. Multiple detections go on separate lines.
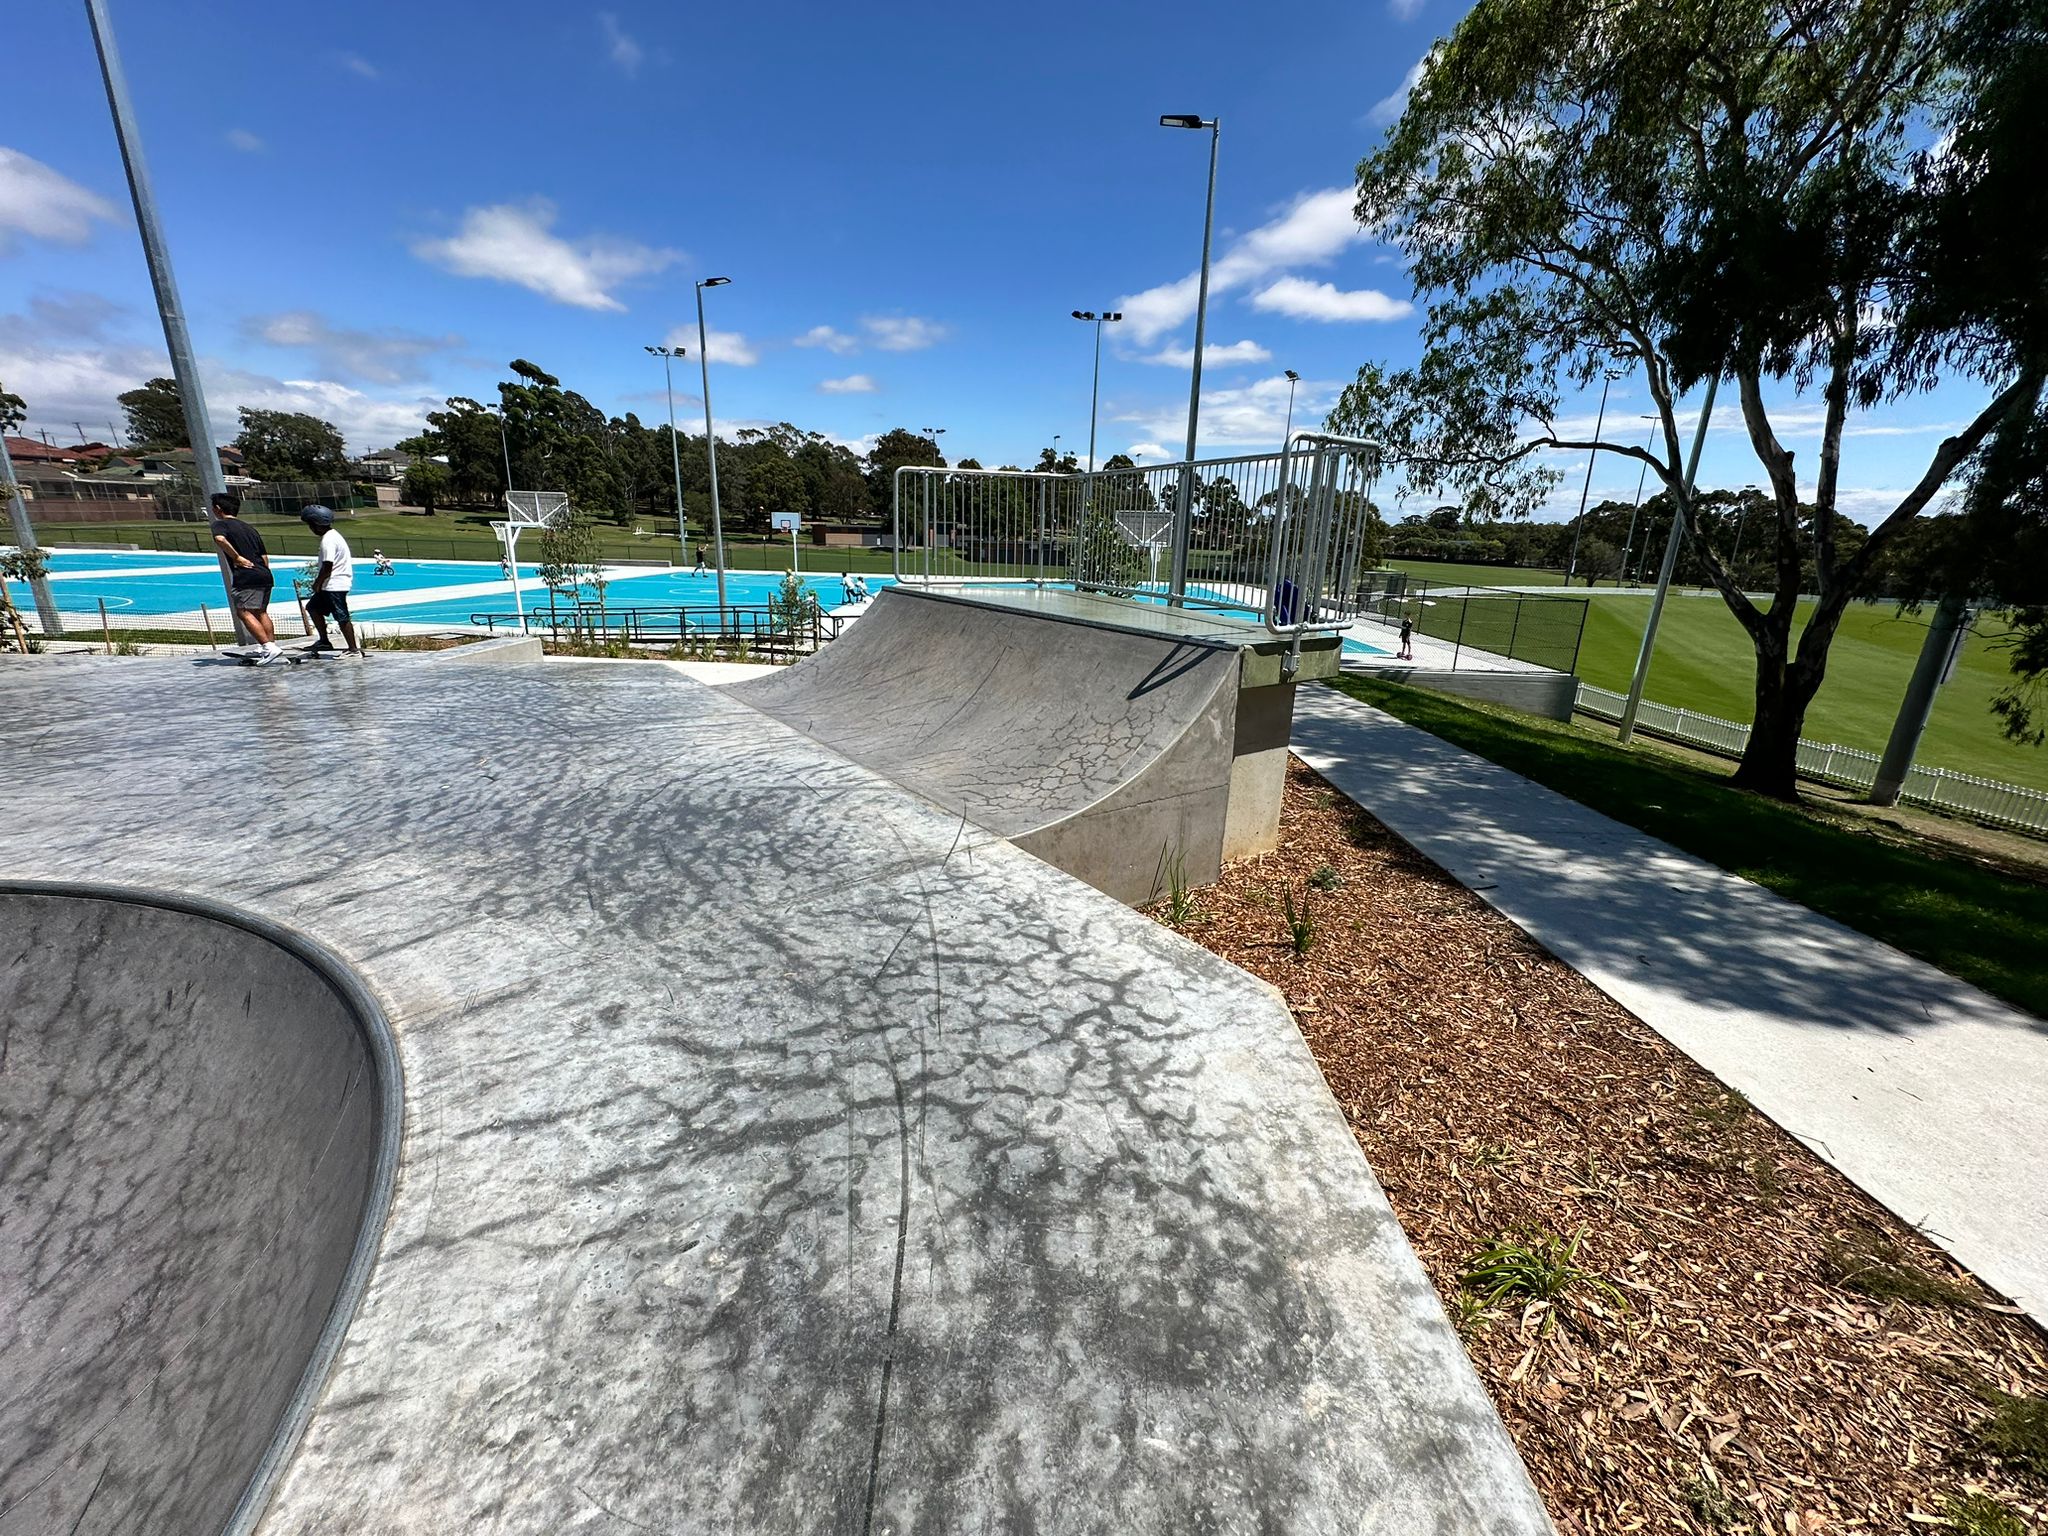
468, 601, 846, 652
892, 433, 1382, 639
1354, 572, 1589, 674
1575, 682, 2048, 837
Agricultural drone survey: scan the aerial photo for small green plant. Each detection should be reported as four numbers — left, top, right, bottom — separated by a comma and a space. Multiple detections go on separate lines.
1680, 1470, 1739, 1531
111, 637, 142, 656
1468, 1138, 1516, 1169
1307, 863, 1342, 892
1942, 1492, 2030, 1536
1161, 847, 1199, 927
1689, 1086, 1752, 1134
1970, 1387, 2048, 1477
1281, 884, 1317, 956
1820, 1229, 1983, 1309
1459, 1226, 1625, 1329
1448, 1289, 1492, 1333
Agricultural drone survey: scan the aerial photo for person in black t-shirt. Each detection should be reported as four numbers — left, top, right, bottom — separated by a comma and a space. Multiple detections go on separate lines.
208, 492, 282, 660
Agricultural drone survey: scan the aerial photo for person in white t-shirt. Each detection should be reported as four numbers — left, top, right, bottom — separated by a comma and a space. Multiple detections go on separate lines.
299, 505, 363, 656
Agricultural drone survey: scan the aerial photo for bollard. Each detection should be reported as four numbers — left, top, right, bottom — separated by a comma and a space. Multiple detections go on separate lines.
201, 604, 217, 651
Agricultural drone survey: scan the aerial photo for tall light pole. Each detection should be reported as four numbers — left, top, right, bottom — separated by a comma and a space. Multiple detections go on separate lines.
1052, 433, 1062, 467
1730, 483, 1759, 589
644, 344, 689, 565
694, 277, 732, 612
1280, 369, 1300, 453
1565, 371, 1617, 584
1161, 112, 1219, 605
480, 400, 512, 496
1620, 376, 1719, 744
921, 426, 946, 456
1620, 417, 1655, 585
1070, 310, 1121, 471
85, 0, 237, 633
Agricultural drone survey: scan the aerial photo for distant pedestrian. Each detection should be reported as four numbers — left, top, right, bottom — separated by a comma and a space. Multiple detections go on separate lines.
299, 506, 362, 657
694, 545, 709, 574
371, 547, 395, 576
1398, 615, 1414, 660
209, 492, 284, 663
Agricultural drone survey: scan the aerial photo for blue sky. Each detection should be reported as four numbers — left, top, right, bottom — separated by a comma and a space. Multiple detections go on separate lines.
0, 0, 1993, 524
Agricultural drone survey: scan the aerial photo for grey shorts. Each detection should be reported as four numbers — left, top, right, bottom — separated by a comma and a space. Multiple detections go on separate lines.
231, 585, 272, 613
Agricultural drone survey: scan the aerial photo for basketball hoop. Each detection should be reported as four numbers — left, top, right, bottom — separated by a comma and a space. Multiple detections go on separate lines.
491, 491, 569, 633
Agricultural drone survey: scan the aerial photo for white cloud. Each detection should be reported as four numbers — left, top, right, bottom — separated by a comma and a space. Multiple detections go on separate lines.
663, 325, 758, 366
1368, 53, 1429, 127
863, 315, 947, 351
244, 311, 461, 385
794, 324, 859, 355
1125, 442, 1172, 462
412, 198, 676, 312
338, 52, 380, 79
1116, 372, 1338, 450
1139, 339, 1273, 368
225, 129, 265, 154
0, 148, 120, 253
1118, 187, 1365, 343
1250, 276, 1411, 323
598, 12, 643, 76
818, 374, 877, 394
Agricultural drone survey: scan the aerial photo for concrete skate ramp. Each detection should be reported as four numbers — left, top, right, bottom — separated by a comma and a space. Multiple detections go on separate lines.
0, 886, 399, 1536
733, 586, 1243, 900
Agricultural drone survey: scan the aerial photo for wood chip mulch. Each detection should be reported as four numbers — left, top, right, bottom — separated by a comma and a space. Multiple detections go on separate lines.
1154, 757, 2048, 1535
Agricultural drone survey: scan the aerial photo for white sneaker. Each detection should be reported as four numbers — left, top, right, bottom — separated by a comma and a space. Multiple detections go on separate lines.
253, 649, 289, 666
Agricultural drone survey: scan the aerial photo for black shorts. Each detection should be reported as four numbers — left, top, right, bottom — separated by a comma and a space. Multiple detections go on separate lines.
230, 584, 272, 613
308, 589, 352, 622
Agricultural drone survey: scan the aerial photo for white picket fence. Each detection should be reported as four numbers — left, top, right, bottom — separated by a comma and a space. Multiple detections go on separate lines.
1574, 683, 2048, 837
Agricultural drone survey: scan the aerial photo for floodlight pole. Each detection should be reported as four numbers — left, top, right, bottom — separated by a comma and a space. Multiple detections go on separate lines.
1620, 417, 1655, 584
1071, 310, 1121, 472
1618, 375, 1718, 744
86, 0, 241, 637
1565, 373, 1613, 584
1280, 369, 1300, 455
695, 278, 732, 614
2, 434, 65, 636
645, 345, 689, 566
1163, 113, 1219, 606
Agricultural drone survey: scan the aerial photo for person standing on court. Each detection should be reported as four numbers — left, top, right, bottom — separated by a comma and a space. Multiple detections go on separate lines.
1398, 614, 1415, 660
299, 505, 363, 657
208, 491, 285, 663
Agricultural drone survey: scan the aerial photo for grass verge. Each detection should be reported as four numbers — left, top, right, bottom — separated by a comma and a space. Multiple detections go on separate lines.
1327, 674, 2048, 1019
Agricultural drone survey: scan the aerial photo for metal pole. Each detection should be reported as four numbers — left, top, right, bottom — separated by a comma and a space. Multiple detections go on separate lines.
85, 0, 240, 638
1169, 119, 1220, 606
696, 284, 729, 612
662, 352, 686, 565
1620, 424, 1653, 585
1281, 373, 1298, 455
1087, 316, 1104, 472
1, 433, 64, 635
498, 412, 513, 495
1871, 594, 1968, 805
1565, 374, 1611, 583
1619, 375, 1718, 743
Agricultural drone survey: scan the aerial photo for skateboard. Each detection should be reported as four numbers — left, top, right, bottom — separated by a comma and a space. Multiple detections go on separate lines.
224, 647, 364, 666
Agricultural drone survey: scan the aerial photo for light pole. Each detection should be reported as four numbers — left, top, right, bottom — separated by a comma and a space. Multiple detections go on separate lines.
694, 277, 731, 612
1161, 112, 1219, 604
1620, 417, 1655, 585
644, 344, 689, 565
1730, 483, 1758, 589
1052, 433, 1062, 467
921, 426, 946, 458
1070, 310, 1121, 471
481, 400, 512, 496
1620, 375, 1720, 744
86, 0, 237, 634
1280, 369, 1300, 453
1565, 371, 1617, 584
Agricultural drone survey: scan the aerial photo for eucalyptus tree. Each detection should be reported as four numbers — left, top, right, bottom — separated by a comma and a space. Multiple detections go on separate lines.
1332, 0, 2045, 795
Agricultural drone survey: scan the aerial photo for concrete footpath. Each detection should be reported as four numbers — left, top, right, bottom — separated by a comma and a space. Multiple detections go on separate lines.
1291, 686, 2048, 1324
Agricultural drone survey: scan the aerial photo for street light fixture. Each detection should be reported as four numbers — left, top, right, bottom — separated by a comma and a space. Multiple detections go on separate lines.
1566, 369, 1621, 584
921, 426, 946, 457
1160, 111, 1219, 604
695, 277, 732, 612
1620, 415, 1656, 585
1052, 432, 1061, 467
644, 345, 689, 565
1070, 309, 1122, 471
1280, 369, 1300, 455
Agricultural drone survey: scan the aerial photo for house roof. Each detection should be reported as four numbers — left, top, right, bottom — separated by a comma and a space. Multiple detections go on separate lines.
4, 435, 77, 464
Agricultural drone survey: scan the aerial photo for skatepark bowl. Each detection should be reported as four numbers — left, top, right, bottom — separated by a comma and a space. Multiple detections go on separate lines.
0, 592, 1554, 1535
0, 885, 400, 1536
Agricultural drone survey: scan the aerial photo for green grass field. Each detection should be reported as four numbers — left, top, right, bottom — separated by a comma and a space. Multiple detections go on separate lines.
1330, 674, 2048, 1018
1385, 559, 1570, 587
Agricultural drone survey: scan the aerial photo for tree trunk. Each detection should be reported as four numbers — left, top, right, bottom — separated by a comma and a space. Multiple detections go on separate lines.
1730, 652, 1820, 799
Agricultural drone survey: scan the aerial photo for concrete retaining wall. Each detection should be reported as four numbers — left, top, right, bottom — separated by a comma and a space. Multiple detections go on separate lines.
1350, 665, 1578, 721
0, 887, 398, 1536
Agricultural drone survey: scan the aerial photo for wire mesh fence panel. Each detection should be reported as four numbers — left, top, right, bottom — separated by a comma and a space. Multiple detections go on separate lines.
892, 434, 1381, 635
1353, 573, 1588, 672
1574, 683, 2048, 836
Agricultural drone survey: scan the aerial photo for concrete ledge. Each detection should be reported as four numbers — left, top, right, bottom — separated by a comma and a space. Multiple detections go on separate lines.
431, 634, 544, 664
1348, 663, 1578, 721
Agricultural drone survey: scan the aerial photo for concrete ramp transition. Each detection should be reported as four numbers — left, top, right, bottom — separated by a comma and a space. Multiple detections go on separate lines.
735, 585, 1327, 902
0, 887, 398, 1536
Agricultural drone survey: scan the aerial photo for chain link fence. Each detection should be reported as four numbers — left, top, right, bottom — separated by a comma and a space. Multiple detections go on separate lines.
1355, 572, 1589, 673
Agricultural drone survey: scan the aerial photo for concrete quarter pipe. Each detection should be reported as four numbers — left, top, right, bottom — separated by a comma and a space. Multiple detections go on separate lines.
0, 885, 399, 1536
734, 586, 1299, 902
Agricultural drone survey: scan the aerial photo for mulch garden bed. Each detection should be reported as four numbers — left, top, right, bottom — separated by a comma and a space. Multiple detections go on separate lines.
1153, 757, 2048, 1535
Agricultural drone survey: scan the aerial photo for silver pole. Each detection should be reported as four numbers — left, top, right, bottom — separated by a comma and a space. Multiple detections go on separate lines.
1620, 421, 1653, 584
1169, 118, 1219, 605
695, 283, 729, 612
1088, 317, 1104, 472
1280, 375, 1297, 455
1871, 594, 1968, 805
1565, 374, 1611, 583
662, 352, 686, 565
85, 0, 240, 636
1618, 375, 1718, 743
1, 433, 65, 636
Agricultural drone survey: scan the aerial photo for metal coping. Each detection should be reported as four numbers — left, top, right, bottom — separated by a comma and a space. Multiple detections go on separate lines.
0, 878, 406, 1536
888, 581, 1339, 655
